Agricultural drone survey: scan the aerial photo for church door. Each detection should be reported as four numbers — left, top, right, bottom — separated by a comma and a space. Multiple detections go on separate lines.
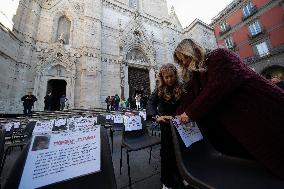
47, 79, 67, 110
128, 67, 150, 109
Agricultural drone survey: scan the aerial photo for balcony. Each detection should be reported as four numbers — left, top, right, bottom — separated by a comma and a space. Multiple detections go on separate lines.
248, 29, 266, 40
219, 25, 231, 37
242, 6, 258, 21
228, 42, 237, 51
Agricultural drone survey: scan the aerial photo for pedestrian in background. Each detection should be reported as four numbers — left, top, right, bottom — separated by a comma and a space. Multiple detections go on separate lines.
44, 92, 52, 111
21, 92, 37, 117
59, 94, 68, 111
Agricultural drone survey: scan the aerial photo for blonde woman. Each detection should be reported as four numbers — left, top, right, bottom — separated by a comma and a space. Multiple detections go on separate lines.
174, 39, 284, 179
146, 63, 184, 189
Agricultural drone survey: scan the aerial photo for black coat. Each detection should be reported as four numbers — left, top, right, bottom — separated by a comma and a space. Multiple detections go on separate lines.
44, 95, 52, 104
146, 89, 180, 120
21, 95, 37, 106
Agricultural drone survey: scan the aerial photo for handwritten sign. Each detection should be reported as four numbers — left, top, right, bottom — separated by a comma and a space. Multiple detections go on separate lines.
171, 118, 203, 148
113, 114, 124, 124
139, 111, 146, 120
19, 126, 101, 189
33, 120, 54, 134
74, 118, 96, 131
1, 123, 13, 131
124, 116, 142, 131
54, 119, 67, 127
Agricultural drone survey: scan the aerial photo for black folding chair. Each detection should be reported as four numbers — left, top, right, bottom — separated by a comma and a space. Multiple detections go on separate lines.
4, 127, 116, 189
0, 129, 5, 178
1, 121, 36, 173
119, 117, 160, 188
170, 121, 284, 189
110, 119, 124, 153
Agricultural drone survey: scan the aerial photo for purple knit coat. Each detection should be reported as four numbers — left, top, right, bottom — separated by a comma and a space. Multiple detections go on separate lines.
177, 48, 284, 179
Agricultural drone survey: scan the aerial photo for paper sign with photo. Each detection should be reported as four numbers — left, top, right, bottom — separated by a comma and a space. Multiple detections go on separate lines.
19, 127, 101, 189
33, 120, 54, 134
171, 118, 203, 148
124, 116, 142, 131
106, 115, 112, 120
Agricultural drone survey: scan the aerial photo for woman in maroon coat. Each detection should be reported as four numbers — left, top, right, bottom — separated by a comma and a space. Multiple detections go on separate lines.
174, 39, 284, 179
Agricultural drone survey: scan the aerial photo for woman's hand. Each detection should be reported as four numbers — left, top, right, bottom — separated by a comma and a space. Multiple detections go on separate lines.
179, 112, 189, 123
156, 116, 173, 123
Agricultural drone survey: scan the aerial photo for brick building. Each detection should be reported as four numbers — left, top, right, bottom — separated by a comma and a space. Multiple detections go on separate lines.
211, 0, 284, 79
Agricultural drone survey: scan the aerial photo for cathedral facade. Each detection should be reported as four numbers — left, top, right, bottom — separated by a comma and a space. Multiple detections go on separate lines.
0, 0, 217, 113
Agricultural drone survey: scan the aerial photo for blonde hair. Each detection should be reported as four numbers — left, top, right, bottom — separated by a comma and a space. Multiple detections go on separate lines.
157, 63, 183, 101
174, 39, 207, 81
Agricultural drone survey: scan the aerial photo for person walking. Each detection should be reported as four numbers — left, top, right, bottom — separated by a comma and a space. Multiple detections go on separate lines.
21, 92, 37, 117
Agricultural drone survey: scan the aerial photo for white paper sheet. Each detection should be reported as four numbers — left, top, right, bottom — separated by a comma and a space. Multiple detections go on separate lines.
172, 118, 203, 148
139, 111, 146, 120
124, 116, 142, 131
33, 120, 54, 134
13, 122, 21, 129
113, 114, 124, 124
19, 126, 101, 189
105, 115, 112, 120
2, 123, 13, 131
54, 119, 67, 126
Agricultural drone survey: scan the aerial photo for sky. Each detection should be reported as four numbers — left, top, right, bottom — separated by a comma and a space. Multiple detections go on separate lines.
166, 0, 233, 27
0, 0, 233, 29
0, 0, 19, 29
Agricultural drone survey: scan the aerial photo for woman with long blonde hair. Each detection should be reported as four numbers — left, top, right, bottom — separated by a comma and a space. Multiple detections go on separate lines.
174, 38, 284, 179
147, 63, 184, 189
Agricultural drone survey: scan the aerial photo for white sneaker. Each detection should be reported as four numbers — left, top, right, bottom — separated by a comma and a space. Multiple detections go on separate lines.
162, 184, 172, 189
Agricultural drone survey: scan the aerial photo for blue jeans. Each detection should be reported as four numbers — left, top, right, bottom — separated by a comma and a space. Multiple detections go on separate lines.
23, 105, 32, 116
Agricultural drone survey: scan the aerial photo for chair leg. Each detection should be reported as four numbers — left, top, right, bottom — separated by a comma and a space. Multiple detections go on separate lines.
149, 147, 152, 164
120, 146, 123, 175
110, 129, 114, 153
0, 147, 10, 176
126, 150, 132, 188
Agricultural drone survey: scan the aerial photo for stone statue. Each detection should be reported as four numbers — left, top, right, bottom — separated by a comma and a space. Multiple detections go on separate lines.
58, 32, 65, 44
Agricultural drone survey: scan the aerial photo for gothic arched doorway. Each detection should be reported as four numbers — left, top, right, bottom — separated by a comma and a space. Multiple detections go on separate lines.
128, 67, 150, 109
47, 79, 67, 110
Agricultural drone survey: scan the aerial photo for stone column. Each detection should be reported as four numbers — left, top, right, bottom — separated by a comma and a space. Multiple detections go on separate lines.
149, 67, 156, 92
124, 63, 129, 99
78, 0, 102, 108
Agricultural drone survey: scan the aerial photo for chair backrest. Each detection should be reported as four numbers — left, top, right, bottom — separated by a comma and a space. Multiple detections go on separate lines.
24, 121, 37, 140
170, 121, 284, 189
122, 116, 148, 139
0, 129, 5, 174
4, 127, 117, 189
97, 115, 107, 125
